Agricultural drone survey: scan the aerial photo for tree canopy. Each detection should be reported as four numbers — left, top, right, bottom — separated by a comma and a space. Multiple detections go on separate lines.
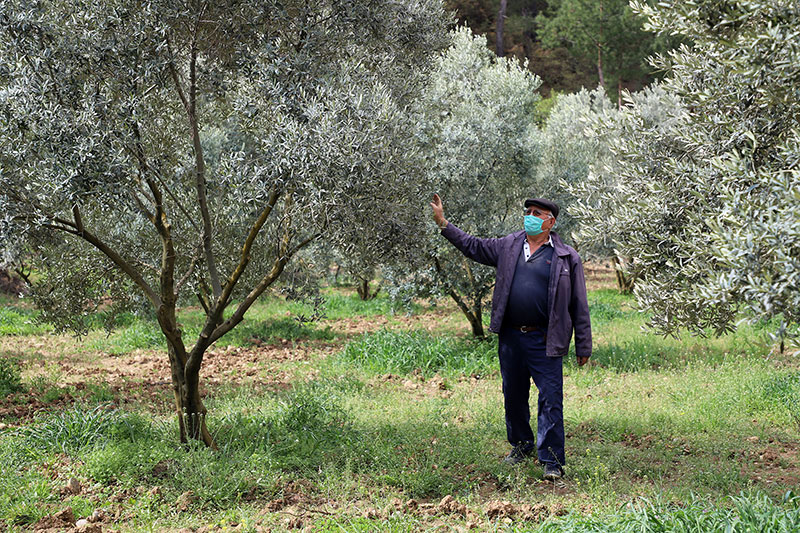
390, 27, 542, 338
0, 0, 449, 444
576, 0, 800, 344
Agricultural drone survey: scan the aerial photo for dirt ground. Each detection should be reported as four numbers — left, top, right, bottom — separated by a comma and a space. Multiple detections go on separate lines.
0, 299, 467, 421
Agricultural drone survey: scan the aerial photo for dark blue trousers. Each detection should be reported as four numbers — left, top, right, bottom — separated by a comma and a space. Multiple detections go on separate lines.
498, 327, 565, 466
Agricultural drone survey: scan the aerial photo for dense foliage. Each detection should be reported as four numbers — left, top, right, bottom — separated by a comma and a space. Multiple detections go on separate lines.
0, 0, 449, 443
391, 27, 541, 337
577, 0, 800, 342
567, 84, 683, 291
534, 87, 614, 247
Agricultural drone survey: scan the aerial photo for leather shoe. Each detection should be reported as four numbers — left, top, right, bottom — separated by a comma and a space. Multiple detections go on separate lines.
503, 441, 535, 465
543, 463, 564, 480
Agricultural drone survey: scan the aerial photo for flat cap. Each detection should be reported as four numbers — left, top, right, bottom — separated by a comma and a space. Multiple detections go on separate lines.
524, 198, 560, 218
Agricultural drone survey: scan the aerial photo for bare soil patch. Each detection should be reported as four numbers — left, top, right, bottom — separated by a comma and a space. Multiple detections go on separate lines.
744, 438, 800, 493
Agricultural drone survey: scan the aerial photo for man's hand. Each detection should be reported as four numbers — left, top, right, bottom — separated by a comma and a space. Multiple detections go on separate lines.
577, 356, 590, 367
430, 193, 447, 229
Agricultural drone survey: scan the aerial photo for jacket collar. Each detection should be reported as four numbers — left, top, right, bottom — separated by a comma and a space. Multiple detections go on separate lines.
512, 230, 570, 256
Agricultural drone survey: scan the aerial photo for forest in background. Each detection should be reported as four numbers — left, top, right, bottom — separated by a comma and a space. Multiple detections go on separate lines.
449, 0, 677, 98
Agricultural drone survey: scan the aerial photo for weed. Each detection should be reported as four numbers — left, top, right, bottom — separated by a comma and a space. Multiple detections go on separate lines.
85, 440, 174, 485
539, 491, 800, 532
25, 372, 71, 403
223, 317, 335, 346
0, 436, 54, 527
588, 289, 634, 326
338, 329, 497, 376
84, 320, 165, 354
18, 403, 139, 455
760, 372, 800, 432
0, 305, 49, 336
271, 382, 356, 468
0, 358, 23, 397
81, 383, 116, 403
322, 292, 418, 319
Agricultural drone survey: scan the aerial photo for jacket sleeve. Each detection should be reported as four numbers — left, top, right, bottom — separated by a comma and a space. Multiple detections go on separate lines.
569, 254, 592, 358
440, 223, 501, 267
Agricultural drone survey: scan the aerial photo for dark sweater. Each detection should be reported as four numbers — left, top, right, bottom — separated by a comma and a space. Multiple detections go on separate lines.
503, 244, 553, 328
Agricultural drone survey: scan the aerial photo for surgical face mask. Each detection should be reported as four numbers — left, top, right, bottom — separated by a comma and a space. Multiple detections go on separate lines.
524, 215, 545, 236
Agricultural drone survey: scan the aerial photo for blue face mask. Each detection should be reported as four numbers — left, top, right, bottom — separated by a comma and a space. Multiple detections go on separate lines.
524, 215, 545, 236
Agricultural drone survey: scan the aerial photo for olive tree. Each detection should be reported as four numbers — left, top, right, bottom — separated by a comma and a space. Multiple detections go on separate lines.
321, 163, 431, 301
534, 87, 614, 244
0, 0, 448, 446
578, 0, 800, 343
394, 27, 541, 338
566, 84, 683, 292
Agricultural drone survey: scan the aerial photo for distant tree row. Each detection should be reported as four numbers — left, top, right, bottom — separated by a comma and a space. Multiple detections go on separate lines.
446, 0, 679, 96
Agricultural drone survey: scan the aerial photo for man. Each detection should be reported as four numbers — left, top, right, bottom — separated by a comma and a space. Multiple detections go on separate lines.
430, 193, 591, 480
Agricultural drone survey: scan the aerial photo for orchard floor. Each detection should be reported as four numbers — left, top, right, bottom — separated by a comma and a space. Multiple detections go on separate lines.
1, 278, 800, 532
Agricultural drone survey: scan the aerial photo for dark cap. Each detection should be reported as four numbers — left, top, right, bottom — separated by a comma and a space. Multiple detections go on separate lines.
524, 198, 559, 218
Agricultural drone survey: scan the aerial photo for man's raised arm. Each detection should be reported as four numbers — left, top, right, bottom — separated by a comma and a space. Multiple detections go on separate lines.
430, 194, 501, 267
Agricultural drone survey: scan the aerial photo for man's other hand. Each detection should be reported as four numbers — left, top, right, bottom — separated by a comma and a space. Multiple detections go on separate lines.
430, 193, 447, 228
577, 356, 590, 367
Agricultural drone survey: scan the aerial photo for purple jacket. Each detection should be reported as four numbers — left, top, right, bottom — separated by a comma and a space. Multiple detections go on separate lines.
441, 223, 592, 358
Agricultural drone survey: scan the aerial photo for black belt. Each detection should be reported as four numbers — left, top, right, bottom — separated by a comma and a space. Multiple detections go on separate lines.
518, 325, 544, 333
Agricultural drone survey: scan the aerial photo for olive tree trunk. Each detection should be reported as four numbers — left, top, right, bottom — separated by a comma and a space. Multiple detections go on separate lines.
612, 255, 636, 293
356, 277, 381, 301
434, 257, 487, 338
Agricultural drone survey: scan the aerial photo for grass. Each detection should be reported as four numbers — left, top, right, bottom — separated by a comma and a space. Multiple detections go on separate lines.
336, 328, 497, 377
73, 289, 396, 354
0, 357, 24, 397
0, 303, 50, 336
538, 491, 800, 532
1, 283, 799, 531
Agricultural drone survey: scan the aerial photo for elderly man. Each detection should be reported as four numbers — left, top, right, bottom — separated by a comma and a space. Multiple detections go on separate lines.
430, 194, 591, 480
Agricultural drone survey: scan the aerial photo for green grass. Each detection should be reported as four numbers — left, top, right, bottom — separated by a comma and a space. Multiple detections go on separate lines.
77, 290, 396, 354
1, 286, 799, 531
0, 358, 24, 397
322, 292, 418, 319
0, 304, 50, 336
336, 329, 497, 377
538, 492, 800, 532
582, 289, 771, 371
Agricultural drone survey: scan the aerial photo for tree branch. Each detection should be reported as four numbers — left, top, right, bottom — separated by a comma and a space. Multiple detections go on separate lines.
125, 119, 201, 233
176, 243, 205, 294
205, 232, 317, 346
213, 187, 281, 311
130, 190, 155, 223
165, 35, 190, 115
68, 206, 161, 308
433, 256, 473, 319
144, 177, 189, 359
145, 178, 177, 304
170, 8, 222, 302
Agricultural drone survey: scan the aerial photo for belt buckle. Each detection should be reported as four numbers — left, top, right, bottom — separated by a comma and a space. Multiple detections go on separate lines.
519, 325, 538, 333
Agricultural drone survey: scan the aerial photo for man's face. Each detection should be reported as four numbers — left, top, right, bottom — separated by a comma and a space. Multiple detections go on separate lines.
524, 206, 555, 232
